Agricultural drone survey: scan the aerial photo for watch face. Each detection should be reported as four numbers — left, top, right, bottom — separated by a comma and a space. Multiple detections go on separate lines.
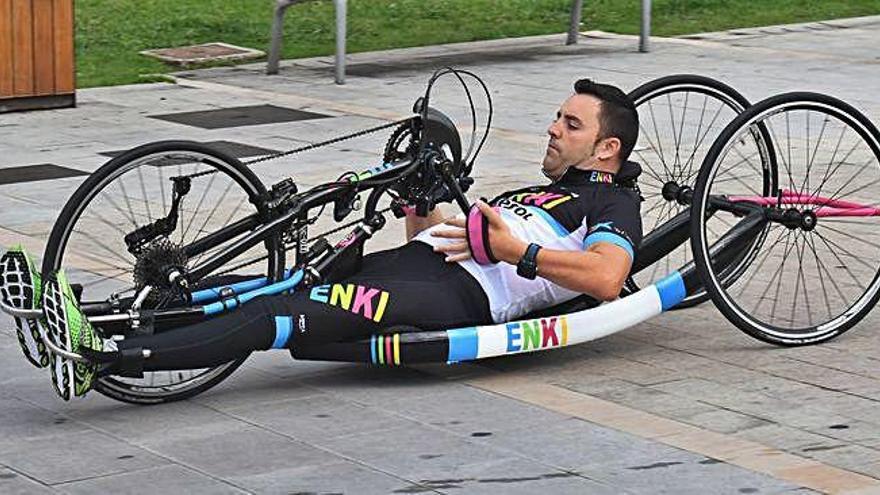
517, 244, 540, 279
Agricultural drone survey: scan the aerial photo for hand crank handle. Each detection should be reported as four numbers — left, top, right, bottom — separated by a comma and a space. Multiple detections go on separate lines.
434, 156, 471, 215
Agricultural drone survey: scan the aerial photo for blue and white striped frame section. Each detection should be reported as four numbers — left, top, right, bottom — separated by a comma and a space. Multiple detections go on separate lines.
446, 271, 686, 363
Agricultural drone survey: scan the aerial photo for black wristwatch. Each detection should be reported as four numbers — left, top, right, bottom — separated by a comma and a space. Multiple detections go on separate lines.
516, 243, 542, 280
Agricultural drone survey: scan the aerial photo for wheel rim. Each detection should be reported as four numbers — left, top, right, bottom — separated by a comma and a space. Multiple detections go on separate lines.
47, 148, 278, 400
629, 81, 766, 304
697, 99, 880, 340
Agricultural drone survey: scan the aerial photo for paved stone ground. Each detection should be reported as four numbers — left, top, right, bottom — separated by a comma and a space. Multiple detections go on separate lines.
2, 16, 880, 494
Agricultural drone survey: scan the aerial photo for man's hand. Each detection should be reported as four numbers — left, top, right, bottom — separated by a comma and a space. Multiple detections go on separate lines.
431, 200, 528, 264
473, 201, 528, 264
430, 216, 471, 262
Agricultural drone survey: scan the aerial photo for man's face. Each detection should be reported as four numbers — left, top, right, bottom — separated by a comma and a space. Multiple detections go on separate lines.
542, 94, 604, 180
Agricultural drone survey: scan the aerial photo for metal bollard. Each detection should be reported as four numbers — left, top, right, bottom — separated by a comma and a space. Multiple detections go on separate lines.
640, 0, 651, 52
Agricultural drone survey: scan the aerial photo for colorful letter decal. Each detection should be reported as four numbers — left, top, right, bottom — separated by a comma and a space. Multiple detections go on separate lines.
310, 284, 391, 322
541, 317, 559, 347
309, 285, 329, 303
506, 315, 568, 353
522, 321, 540, 350
506, 322, 521, 352
507, 191, 573, 210
330, 284, 354, 308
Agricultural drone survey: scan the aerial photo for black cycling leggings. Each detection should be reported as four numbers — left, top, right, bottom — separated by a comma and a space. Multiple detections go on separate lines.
119, 242, 492, 371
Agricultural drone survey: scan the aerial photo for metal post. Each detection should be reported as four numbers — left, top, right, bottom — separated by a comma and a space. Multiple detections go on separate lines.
639, 0, 651, 52
267, 0, 299, 75
567, 0, 583, 45
335, 0, 347, 84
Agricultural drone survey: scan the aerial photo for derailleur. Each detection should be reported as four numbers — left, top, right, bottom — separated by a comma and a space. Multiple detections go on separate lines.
124, 176, 191, 256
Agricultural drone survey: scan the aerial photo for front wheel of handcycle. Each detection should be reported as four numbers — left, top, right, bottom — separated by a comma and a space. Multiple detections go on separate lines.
692, 92, 880, 346
41, 140, 286, 403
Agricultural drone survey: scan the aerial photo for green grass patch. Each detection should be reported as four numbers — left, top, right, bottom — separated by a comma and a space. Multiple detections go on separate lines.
76, 0, 880, 88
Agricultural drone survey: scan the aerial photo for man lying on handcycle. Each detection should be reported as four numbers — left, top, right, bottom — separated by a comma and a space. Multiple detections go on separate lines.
8, 78, 642, 399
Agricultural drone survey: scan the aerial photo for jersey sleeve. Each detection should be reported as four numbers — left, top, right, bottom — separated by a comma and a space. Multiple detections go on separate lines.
582, 191, 642, 261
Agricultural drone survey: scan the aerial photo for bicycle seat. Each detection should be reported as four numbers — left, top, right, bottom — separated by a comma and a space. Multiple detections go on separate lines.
615, 160, 642, 188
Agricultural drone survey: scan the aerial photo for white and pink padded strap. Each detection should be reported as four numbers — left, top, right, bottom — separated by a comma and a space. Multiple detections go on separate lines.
466, 203, 501, 265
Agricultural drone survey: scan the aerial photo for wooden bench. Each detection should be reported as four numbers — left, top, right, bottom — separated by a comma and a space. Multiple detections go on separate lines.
0, 0, 75, 112
266, 0, 653, 84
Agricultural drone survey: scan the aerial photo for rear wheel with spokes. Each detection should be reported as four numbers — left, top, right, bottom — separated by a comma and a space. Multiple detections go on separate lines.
626, 74, 772, 307
42, 140, 285, 403
692, 93, 880, 345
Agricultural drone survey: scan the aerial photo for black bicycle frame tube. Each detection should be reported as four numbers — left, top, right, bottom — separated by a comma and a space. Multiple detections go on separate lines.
630, 208, 690, 276
89, 202, 394, 337
183, 214, 262, 259
183, 156, 419, 282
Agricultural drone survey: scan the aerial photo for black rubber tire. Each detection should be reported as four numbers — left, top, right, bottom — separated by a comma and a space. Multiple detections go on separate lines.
627, 74, 760, 308
42, 140, 285, 403
691, 92, 880, 346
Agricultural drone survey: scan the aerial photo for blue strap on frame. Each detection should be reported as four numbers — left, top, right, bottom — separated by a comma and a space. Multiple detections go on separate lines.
272, 316, 293, 349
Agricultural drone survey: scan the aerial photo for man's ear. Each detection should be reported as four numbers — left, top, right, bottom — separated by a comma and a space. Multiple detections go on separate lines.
596, 137, 621, 162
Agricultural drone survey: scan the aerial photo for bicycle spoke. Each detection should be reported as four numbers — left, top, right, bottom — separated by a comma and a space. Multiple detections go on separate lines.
194, 180, 237, 244
813, 230, 871, 286
136, 163, 152, 223
115, 173, 138, 227
681, 100, 730, 181
821, 164, 880, 209
790, 232, 812, 327
804, 233, 836, 321
667, 93, 685, 174
808, 125, 851, 203
81, 268, 133, 288
751, 230, 795, 318
798, 112, 829, 199
181, 170, 219, 241
714, 148, 763, 183
632, 149, 666, 184
765, 120, 797, 197
98, 188, 138, 228
818, 223, 880, 258
706, 173, 762, 195
76, 230, 135, 267
734, 226, 788, 299
646, 100, 673, 178
678, 93, 709, 179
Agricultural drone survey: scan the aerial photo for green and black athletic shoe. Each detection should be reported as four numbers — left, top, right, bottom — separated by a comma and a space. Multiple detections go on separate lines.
0, 246, 50, 368
41, 270, 104, 399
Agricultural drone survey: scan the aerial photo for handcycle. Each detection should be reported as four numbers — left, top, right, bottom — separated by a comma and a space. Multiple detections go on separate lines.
2, 69, 880, 404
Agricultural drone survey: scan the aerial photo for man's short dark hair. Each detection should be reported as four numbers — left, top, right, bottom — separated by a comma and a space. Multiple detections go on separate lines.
573, 79, 638, 163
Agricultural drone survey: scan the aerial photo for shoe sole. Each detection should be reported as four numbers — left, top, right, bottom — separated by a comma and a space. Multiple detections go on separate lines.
0, 249, 49, 368
42, 274, 76, 400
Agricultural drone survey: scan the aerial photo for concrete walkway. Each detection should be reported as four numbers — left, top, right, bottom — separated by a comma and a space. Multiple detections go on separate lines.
2, 17, 880, 494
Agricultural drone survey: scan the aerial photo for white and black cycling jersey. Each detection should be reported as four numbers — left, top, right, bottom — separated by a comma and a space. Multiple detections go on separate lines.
415, 164, 643, 322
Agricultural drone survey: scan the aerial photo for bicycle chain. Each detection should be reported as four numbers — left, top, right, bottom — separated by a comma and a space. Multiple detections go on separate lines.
184, 117, 417, 180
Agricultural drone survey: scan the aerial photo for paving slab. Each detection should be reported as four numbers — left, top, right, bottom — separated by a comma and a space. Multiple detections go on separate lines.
0, 429, 170, 485
0, 467, 54, 494
55, 464, 246, 495
3, 16, 880, 494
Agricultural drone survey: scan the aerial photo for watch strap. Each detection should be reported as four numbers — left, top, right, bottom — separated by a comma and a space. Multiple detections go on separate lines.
517, 243, 541, 279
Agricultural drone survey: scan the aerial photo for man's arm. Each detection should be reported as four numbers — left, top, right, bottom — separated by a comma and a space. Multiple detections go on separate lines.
432, 201, 632, 301
493, 239, 632, 301
405, 206, 445, 241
